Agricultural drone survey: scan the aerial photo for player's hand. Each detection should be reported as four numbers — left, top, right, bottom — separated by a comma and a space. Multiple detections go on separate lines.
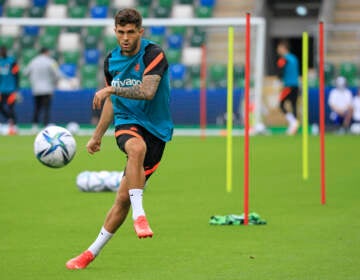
93, 86, 112, 110
86, 137, 101, 154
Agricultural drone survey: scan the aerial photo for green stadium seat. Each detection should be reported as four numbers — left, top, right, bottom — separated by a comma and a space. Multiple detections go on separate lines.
195, 5, 213, 18
159, 0, 173, 8
188, 64, 201, 78
339, 62, 357, 87
171, 26, 187, 36
234, 65, 245, 88
209, 64, 227, 88
138, 0, 153, 6
43, 26, 61, 37
137, 5, 149, 18
84, 35, 99, 49
81, 64, 99, 88
179, 0, 194, 3
324, 62, 335, 86
96, 0, 110, 5
62, 51, 80, 64
148, 34, 165, 46
0, 36, 15, 49
103, 36, 117, 52
20, 72, 31, 89
66, 26, 82, 33
190, 32, 206, 47
39, 33, 58, 49
69, 5, 87, 18
20, 35, 37, 48
166, 48, 182, 64
86, 26, 103, 37
75, 0, 90, 5
154, 6, 171, 18
53, 0, 68, 4
6, 6, 25, 17
29, 6, 45, 17
22, 49, 38, 64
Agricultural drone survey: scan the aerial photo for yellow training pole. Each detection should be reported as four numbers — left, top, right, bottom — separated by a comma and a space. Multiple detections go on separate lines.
226, 26, 234, 192
302, 32, 309, 180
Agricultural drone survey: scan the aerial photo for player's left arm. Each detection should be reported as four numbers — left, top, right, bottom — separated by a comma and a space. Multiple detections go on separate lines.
93, 45, 168, 109
276, 57, 287, 79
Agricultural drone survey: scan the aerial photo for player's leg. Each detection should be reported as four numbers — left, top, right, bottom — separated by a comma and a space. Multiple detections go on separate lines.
66, 176, 131, 270
0, 94, 11, 120
42, 94, 52, 126
287, 87, 299, 135
32, 96, 41, 128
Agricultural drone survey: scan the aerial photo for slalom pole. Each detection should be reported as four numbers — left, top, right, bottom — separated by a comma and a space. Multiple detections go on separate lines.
302, 32, 309, 180
243, 13, 251, 225
200, 44, 207, 139
318, 21, 326, 204
226, 26, 234, 193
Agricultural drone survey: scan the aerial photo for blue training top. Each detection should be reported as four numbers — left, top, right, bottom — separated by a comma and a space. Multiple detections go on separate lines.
0, 56, 19, 94
277, 53, 299, 87
104, 38, 173, 142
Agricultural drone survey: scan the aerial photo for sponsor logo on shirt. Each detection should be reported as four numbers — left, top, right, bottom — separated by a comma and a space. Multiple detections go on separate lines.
111, 78, 142, 87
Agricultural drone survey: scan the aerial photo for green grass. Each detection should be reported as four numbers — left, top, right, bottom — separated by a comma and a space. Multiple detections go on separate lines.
0, 134, 359, 280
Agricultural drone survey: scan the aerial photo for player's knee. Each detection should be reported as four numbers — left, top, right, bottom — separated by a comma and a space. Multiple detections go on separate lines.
126, 139, 146, 159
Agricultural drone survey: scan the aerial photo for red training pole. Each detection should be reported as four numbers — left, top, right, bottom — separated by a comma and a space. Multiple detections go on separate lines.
244, 13, 251, 225
318, 21, 326, 205
200, 44, 207, 139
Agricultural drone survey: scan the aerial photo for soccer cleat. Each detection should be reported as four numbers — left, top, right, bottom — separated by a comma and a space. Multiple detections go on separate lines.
66, 250, 95, 270
287, 120, 299, 135
134, 215, 153, 238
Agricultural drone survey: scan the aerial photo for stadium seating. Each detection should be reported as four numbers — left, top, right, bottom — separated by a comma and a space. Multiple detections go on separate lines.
6, 0, 247, 90
339, 62, 357, 86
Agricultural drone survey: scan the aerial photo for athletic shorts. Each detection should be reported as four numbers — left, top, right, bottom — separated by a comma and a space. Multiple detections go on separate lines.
115, 124, 166, 180
279, 86, 298, 102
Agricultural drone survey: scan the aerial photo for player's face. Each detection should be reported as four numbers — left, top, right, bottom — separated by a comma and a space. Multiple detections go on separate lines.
114, 24, 144, 56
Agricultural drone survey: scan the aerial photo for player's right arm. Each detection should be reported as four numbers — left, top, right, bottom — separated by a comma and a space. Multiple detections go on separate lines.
87, 97, 113, 154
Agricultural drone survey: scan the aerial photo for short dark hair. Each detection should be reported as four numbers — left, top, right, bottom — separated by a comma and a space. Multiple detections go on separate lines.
114, 8, 142, 29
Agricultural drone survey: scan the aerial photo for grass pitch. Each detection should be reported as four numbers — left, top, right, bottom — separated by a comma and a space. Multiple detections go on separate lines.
0, 134, 359, 280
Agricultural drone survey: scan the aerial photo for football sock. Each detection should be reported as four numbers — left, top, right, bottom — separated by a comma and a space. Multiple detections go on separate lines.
285, 113, 297, 124
129, 188, 145, 220
88, 226, 113, 256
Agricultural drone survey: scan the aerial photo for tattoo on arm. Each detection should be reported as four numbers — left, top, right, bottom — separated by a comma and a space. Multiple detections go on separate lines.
114, 75, 161, 100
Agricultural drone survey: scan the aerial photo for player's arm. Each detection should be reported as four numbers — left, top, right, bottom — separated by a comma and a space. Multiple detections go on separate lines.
87, 97, 113, 154
93, 45, 168, 109
276, 57, 287, 79
11, 61, 20, 89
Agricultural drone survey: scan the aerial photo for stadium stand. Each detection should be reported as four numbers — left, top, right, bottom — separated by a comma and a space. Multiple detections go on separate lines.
0, 0, 252, 89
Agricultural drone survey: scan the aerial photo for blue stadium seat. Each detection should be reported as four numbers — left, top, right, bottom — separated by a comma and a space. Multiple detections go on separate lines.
167, 34, 183, 49
23, 26, 40, 36
170, 63, 186, 80
200, 0, 216, 7
91, 6, 108, 18
33, 0, 48, 6
84, 49, 101, 64
60, 63, 77, 77
150, 26, 166, 36
0, 6, 2, 17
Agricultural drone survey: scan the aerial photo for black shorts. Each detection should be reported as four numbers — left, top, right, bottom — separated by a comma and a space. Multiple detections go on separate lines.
115, 124, 166, 180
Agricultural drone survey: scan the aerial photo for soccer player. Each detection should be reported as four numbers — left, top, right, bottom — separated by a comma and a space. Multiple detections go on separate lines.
328, 76, 353, 133
276, 40, 300, 135
66, 8, 173, 270
0, 46, 19, 135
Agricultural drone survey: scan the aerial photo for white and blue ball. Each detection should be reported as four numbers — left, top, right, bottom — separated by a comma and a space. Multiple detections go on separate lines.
34, 125, 77, 168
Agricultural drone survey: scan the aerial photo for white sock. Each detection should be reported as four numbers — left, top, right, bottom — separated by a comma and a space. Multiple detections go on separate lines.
129, 188, 145, 220
88, 226, 113, 256
285, 113, 297, 125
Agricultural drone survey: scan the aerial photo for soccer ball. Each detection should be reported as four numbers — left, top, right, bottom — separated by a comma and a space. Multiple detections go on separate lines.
34, 125, 77, 168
